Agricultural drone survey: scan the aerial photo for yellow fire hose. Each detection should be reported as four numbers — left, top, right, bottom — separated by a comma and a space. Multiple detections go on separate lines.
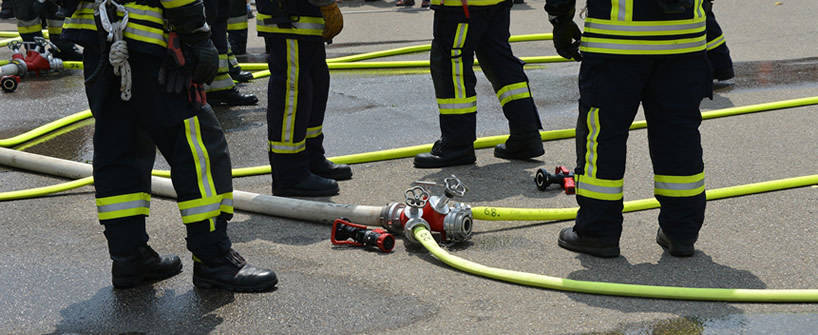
412, 226, 818, 302
2, 96, 818, 180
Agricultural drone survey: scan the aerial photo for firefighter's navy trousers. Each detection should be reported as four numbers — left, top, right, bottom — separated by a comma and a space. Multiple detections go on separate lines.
430, 1, 542, 148
573, 53, 712, 244
83, 46, 234, 256
264, 37, 329, 188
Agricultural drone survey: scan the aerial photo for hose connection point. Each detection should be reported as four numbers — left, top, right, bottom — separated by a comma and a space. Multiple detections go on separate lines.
403, 217, 431, 245
443, 202, 473, 243
379, 202, 406, 234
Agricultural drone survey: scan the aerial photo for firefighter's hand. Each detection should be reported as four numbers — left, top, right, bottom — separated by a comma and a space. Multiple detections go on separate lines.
319, 2, 343, 41
551, 19, 582, 61
158, 32, 191, 94
182, 38, 219, 85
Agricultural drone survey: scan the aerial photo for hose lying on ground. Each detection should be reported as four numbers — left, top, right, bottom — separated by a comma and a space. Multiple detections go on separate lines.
412, 226, 818, 302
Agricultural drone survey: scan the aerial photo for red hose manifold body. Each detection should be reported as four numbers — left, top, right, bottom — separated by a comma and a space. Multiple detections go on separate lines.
379, 176, 473, 245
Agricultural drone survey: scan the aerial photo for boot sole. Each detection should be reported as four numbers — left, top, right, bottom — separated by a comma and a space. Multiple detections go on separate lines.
493, 147, 545, 160
193, 276, 278, 293
312, 170, 353, 181
558, 237, 620, 258
112, 263, 183, 289
413, 156, 476, 169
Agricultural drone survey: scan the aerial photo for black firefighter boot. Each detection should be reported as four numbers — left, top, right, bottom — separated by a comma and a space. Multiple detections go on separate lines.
414, 140, 476, 168
656, 228, 697, 257
208, 86, 259, 106
112, 245, 183, 288
274, 172, 339, 197
228, 56, 254, 83
188, 219, 277, 292
311, 158, 352, 181
105, 220, 182, 289
229, 64, 254, 83
557, 227, 620, 258
494, 131, 544, 160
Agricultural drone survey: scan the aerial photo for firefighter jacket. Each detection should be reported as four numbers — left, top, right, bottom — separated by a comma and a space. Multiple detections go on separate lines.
256, 0, 331, 41
61, 0, 189, 57
545, 0, 707, 57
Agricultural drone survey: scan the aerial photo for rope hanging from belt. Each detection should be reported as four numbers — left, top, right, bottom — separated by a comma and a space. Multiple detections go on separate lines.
97, 0, 132, 101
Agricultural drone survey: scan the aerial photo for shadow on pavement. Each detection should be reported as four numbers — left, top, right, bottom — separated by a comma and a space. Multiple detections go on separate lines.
48, 285, 236, 334
564, 251, 765, 315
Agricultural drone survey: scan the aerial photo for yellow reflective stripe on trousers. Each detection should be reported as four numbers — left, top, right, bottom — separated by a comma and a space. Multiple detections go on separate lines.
207, 54, 233, 92
451, 23, 468, 100
228, 15, 249, 30
580, 36, 706, 55
47, 25, 63, 35
609, 0, 633, 21
496, 82, 531, 107
707, 33, 726, 50
306, 125, 322, 139
654, 172, 706, 197
184, 116, 218, 201
576, 174, 624, 201
269, 139, 306, 154
256, 15, 324, 36
438, 96, 477, 115
282, 39, 299, 143
96, 192, 151, 220
17, 18, 42, 34
178, 192, 233, 224
207, 74, 234, 92
65, 12, 97, 31
584, 18, 705, 37
583, 107, 601, 178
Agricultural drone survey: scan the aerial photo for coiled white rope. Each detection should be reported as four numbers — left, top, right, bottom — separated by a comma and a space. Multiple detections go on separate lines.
97, 0, 132, 101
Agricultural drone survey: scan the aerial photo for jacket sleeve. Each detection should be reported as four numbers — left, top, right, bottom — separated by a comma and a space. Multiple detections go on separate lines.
544, 0, 576, 18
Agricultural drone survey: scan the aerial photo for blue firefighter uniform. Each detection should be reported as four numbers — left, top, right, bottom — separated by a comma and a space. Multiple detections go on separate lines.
546, 0, 711, 258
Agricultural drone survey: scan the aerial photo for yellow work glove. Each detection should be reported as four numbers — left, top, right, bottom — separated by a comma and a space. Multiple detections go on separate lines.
319, 2, 343, 41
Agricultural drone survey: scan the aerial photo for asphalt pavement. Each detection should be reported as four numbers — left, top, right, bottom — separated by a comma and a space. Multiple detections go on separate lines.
1, 0, 817, 334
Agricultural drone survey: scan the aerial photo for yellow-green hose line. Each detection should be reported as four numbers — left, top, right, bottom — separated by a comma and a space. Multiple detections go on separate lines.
326, 33, 552, 63
0, 37, 21, 47
247, 56, 568, 80
149, 96, 818, 178
413, 226, 818, 302
12, 119, 95, 152
0, 176, 94, 201
0, 30, 50, 38
0, 110, 93, 148
473, 174, 818, 221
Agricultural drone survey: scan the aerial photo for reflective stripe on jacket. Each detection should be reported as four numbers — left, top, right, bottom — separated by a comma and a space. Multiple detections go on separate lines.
581, 0, 707, 56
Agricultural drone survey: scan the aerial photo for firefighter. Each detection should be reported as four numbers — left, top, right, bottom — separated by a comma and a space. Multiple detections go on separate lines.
12, 0, 82, 60
204, 0, 259, 106
226, 0, 254, 83
412, 0, 545, 168
256, 0, 351, 196
704, 0, 734, 84
61, 0, 277, 291
546, 0, 711, 258
227, 0, 248, 55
